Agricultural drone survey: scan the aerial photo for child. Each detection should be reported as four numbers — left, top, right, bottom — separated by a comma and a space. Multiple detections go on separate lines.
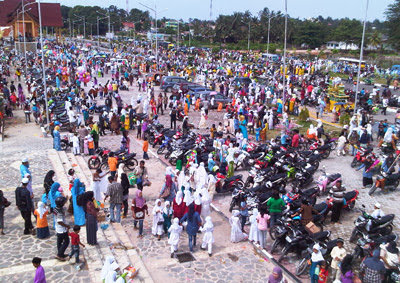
330, 238, 346, 281
163, 201, 174, 236
107, 153, 118, 178
317, 261, 329, 283
229, 210, 247, 243
87, 136, 95, 155
143, 137, 149, 160
68, 169, 76, 191
83, 136, 89, 155
210, 124, 217, 139
200, 216, 214, 257
54, 197, 70, 261
168, 218, 182, 258
32, 257, 46, 283
217, 122, 223, 133
34, 201, 50, 239
248, 208, 259, 243
69, 225, 85, 264
336, 134, 347, 156
72, 133, 80, 155
310, 244, 324, 283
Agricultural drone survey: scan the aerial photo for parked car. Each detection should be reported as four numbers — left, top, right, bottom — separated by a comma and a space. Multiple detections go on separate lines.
195, 91, 233, 109
233, 77, 252, 86
160, 76, 188, 92
171, 82, 202, 99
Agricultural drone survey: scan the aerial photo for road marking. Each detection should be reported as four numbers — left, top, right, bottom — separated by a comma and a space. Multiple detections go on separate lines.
0, 259, 68, 276
210, 203, 220, 212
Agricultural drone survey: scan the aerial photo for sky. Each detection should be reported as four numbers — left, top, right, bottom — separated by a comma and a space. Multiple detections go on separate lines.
54, 0, 394, 21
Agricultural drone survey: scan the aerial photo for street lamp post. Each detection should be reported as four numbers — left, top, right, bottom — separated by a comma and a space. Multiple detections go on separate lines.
177, 20, 179, 49
37, 0, 50, 126
139, 3, 168, 70
74, 14, 85, 39
282, 0, 288, 105
97, 15, 109, 47
354, 0, 369, 114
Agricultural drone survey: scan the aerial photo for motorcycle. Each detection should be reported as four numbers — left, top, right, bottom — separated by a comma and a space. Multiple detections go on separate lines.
327, 189, 359, 210
350, 204, 395, 242
214, 174, 244, 193
352, 234, 396, 263
99, 152, 138, 171
316, 166, 342, 193
60, 135, 72, 150
156, 136, 172, 154
351, 146, 374, 168
369, 171, 400, 195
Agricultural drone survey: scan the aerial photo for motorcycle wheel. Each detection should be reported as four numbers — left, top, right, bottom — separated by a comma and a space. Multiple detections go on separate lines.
100, 162, 109, 171
351, 157, 358, 168
164, 151, 171, 159
278, 245, 290, 262
88, 158, 101, 170
60, 140, 68, 151
236, 180, 244, 189
330, 141, 337, 150
368, 183, 378, 195
244, 177, 254, 189
125, 159, 138, 171
350, 228, 362, 243
347, 200, 356, 210
270, 239, 280, 254
296, 257, 309, 276
391, 179, 400, 191
321, 149, 331, 159
169, 157, 177, 166
269, 225, 279, 240
311, 160, 319, 171
148, 136, 155, 146
383, 225, 393, 235
351, 247, 362, 264
229, 199, 236, 213
157, 147, 165, 154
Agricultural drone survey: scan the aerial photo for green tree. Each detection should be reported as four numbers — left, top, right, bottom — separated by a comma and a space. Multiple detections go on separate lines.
385, 0, 400, 51
332, 18, 362, 48
369, 30, 382, 50
294, 21, 327, 48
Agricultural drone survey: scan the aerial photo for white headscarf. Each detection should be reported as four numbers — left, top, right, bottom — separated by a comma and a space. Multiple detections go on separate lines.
163, 201, 173, 215
316, 119, 322, 128
201, 187, 211, 203
152, 199, 163, 215
183, 185, 194, 206
203, 216, 213, 230
170, 217, 180, 231
311, 243, 324, 262
196, 162, 208, 187
366, 124, 372, 135
232, 210, 240, 217
105, 271, 117, 283
165, 166, 173, 176
175, 190, 183, 206
177, 171, 186, 191
194, 191, 202, 205
308, 124, 315, 135
384, 128, 393, 143
101, 256, 119, 280
37, 201, 47, 219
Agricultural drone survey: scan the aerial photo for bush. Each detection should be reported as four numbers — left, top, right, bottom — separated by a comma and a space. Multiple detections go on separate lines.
339, 113, 350, 125
299, 106, 310, 121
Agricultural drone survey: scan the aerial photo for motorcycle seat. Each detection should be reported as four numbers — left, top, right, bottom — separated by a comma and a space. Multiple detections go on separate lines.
313, 202, 328, 213
374, 214, 395, 226
112, 149, 125, 156
250, 152, 263, 159
344, 191, 357, 201
302, 188, 319, 197
124, 153, 136, 159
328, 173, 341, 182
269, 173, 287, 182
318, 144, 331, 150
225, 175, 242, 182
311, 231, 331, 241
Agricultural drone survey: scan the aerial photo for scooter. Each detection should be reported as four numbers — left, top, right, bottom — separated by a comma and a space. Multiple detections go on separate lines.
327, 189, 359, 210
369, 171, 400, 195
316, 166, 341, 193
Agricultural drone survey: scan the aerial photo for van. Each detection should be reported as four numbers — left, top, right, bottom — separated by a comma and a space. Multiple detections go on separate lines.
262, 53, 280, 62
391, 65, 400, 72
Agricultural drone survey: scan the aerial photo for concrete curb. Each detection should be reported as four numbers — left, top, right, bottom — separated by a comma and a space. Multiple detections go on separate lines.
210, 203, 302, 283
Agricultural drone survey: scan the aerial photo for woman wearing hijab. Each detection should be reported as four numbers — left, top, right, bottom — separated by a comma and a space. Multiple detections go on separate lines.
43, 170, 55, 198
34, 201, 50, 239
200, 188, 211, 222
229, 210, 247, 243
131, 190, 148, 238
90, 123, 100, 150
49, 182, 62, 228
172, 191, 185, 221
163, 201, 174, 236
101, 256, 119, 282
53, 126, 61, 151
168, 218, 183, 258
268, 266, 287, 283
196, 163, 208, 191
120, 173, 130, 218
310, 243, 324, 283
199, 109, 207, 129
152, 199, 164, 240
71, 178, 86, 226
357, 156, 374, 189
226, 143, 236, 178
248, 208, 259, 243
85, 191, 99, 245
120, 130, 130, 153
91, 169, 107, 202
200, 216, 214, 257
159, 174, 177, 203
193, 191, 202, 215
180, 203, 202, 252
360, 249, 386, 283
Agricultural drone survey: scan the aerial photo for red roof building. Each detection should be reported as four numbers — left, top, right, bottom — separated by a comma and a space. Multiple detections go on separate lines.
0, 0, 63, 38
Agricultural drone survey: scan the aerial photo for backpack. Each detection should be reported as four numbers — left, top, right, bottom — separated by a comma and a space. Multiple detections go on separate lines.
76, 194, 86, 207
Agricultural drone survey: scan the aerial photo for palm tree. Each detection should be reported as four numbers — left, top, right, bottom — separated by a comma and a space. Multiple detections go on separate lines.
369, 30, 382, 50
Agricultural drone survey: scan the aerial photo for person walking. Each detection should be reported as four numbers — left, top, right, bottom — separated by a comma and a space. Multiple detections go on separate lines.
71, 179, 86, 226
170, 107, 177, 130
0, 190, 10, 235
132, 189, 148, 238
84, 191, 99, 245
120, 173, 130, 219
15, 178, 35, 235
104, 176, 124, 223
54, 196, 70, 261
34, 201, 50, 239
180, 203, 202, 252
256, 208, 270, 249
133, 160, 149, 191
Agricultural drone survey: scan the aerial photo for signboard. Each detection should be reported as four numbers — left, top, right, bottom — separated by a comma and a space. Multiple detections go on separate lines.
146, 32, 165, 41
106, 33, 115, 39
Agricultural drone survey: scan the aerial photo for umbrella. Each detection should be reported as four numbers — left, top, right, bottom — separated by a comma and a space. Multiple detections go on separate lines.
334, 102, 347, 105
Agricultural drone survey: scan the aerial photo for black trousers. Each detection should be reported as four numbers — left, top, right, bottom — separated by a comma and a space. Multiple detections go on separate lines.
171, 119, 176, 130
331, 202, 342, 223
21, 210, 33, 233
123, 199, 128, 216
57, 232, 70, 257
157, 105, 163, 115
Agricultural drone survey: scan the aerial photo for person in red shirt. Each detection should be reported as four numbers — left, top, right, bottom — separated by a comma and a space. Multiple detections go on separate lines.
292, 129, 300, 148
317, 261, 329, 283
69, 225, 85, 263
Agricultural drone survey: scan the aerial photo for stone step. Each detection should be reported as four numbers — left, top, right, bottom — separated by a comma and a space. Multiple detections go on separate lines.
47, 149, 70, 191
75, 154, 95, 181
66, 153, 91, 186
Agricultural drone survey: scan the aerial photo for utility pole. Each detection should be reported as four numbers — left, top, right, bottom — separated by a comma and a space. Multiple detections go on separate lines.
282, 0, 287, 107
38, 0, 49, 126
177, 20, 179, 49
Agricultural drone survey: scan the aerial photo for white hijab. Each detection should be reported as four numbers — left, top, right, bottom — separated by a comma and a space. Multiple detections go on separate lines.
203, 216, 213, 230
165, 166, 173, 176
196, 162, 208, 186
183, 185, 194, 206
194, 191, 202, 206
105, 271, 117, 283
201, 188, 211, 204
384, 128, 393, 143
101, 256, 119, 280
163, 201, 173, 215
308, 124, 316, 135
175, 190, 183, 206
177, 171, 186, 191
37, 201, 47, 219
152, 199, 163, 215
311, 243, 324, 262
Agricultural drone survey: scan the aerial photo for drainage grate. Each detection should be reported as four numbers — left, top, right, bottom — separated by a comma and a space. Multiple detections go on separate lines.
175, 252, 196, 263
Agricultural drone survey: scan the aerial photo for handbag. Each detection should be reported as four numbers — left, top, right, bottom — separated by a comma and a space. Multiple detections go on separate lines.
160, 186, 171, 198
157, 221, 164, 225
135, 211, 144, 218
